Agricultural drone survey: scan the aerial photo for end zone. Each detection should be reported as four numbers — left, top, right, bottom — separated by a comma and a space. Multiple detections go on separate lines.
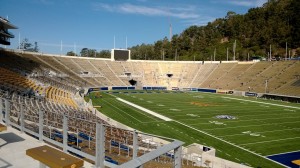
267, 151, 300, 168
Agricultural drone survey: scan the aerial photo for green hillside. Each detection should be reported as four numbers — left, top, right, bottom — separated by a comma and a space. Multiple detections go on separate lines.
129, 0, 300, 61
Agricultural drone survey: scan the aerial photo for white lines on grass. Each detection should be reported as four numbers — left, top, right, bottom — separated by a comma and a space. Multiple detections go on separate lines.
203, 120, 300, 131
223, 96, 300, 109
241, 137, 300, 146
284, 109, 296, 112
172, 120, 289, 168
220, 128, 300, 138
102, 99, 142, 123
169, 108, 181, 111
171, 114, 200, 117
188, 122, 213, 125
243, 116, 298, 122
259, 105, 270, 108
118, 100, 160, 122
141, 121, 165, 124
266, 149, 300, 157
116, 97, 172, 121
156, 104, 165, 107
188, 116, 300, 126
237, 113, 296, 118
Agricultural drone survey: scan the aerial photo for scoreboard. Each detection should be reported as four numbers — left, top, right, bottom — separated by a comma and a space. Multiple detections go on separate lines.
111, 49, 131, 61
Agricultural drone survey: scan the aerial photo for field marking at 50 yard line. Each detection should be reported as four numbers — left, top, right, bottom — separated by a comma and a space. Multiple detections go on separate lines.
113, 95, 289, 168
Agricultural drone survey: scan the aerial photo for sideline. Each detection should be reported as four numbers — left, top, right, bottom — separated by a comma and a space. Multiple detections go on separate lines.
116, 97, 172, 121
222, 97, 300, 109
266, 150, 300, 157
240, 137, 300, 146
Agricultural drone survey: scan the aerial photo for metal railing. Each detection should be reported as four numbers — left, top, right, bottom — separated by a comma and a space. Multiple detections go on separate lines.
0, 96, 184, 168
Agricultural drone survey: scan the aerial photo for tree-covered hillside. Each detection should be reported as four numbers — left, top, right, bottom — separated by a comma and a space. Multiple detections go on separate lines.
129, 0, 300, 61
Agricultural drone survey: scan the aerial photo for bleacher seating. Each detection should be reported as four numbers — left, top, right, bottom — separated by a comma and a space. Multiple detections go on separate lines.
1, 49, 300, 97
3, 48, 298, 167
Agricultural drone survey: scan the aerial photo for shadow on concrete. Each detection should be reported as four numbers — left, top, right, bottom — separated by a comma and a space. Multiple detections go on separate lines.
0, 157, 13, 168
0, 132, 25, 148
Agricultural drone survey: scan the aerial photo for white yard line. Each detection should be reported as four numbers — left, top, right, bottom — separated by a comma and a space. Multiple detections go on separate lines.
188, 116, 300, 125
241, 137, 300, 146
237, 113, 296, 118
116, 97, 172, 121
102, 99, 142, 123
119, 100, 160, 121
203, 120, 300, 130
223, 97, 300, 109
220, 128, 300, 137
266, 149, 300, 157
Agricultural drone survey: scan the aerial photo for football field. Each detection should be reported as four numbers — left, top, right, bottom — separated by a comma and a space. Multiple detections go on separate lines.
88, 91, 300, 167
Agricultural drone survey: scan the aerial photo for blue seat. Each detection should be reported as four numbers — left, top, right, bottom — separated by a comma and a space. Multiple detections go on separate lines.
120, 144, 129, 151
79, 132, 92, 140
105, 156, 118, 165
111, 140, 119, 147
53, 133, 63, 139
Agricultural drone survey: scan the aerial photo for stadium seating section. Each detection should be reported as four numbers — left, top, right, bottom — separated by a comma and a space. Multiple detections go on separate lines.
0, 49, 299, 167
2, 50, 298, 96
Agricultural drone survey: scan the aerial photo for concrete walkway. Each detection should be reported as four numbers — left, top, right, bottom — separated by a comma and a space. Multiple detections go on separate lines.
0, 123, 93, 168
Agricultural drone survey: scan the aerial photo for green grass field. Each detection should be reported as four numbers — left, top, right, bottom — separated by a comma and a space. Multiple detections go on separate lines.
87, 91, 300, 168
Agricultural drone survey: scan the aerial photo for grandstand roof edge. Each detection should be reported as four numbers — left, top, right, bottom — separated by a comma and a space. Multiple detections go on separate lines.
0, 18, 18, 29
2, 49, 111, 60
129, 60, 203, 64
203, 61, 221, 64
221, 61, 238, 63
0, 48, 266, 64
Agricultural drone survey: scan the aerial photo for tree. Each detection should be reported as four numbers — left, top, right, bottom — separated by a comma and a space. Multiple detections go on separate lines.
19, 38, 31, 50
66, 51, 76, 56
97, 50, 111, 58
80, 48, 99, 57
225, 11, 237, 19
80, 48, 89, 57
295, 48, 300, 56
126, 0, 298, 61
289, 0, 300, 47
18, 38, 39, 52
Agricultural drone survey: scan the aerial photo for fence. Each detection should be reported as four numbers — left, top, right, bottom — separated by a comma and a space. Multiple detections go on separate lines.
0, 96, 184, 168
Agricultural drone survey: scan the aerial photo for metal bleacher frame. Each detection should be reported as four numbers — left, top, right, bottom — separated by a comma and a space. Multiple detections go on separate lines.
0, 97, 184, 168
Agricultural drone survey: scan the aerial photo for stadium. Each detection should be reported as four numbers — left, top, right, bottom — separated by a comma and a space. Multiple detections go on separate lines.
1, 2, 300, 168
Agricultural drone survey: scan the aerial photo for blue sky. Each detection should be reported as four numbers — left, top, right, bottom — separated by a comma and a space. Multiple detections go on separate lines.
1, 0, 267, 54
